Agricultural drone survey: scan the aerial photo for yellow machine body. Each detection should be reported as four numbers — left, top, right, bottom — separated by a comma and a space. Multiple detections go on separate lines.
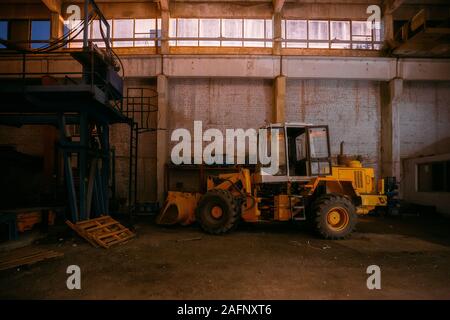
156, 191, 201, 226
157, 162, 387, 225
156, 124, 389, 239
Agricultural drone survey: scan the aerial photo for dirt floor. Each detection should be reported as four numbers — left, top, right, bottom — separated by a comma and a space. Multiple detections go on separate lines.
1, 214, 450, 299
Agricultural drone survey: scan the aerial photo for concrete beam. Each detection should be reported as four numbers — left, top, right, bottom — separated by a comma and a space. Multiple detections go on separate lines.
398, 59, 450, 81
163, 55, 281, 78
156, 74, 169, 205
380, 78, 403, 182
282, 57, 397, 81
120, 56, 162, 78
41, 0, 61, 13
383, 0, 405, 15
273, 0, 285, 13
1, 55, 450, 82
158, 0, 170, 12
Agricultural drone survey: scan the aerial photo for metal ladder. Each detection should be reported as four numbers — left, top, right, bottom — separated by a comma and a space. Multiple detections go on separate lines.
128, 121, 139, 215
290, 195, 306, 221
124, 87, 158, 215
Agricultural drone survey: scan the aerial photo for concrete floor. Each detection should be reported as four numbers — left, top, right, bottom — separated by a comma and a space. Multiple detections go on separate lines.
1, 214, 450, 299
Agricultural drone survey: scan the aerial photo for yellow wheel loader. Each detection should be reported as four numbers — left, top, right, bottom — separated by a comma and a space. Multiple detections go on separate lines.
157, 123, 388, 239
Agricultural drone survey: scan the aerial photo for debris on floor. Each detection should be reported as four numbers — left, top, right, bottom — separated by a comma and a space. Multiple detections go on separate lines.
0, 247, 63, 271
66, 216, 135, 249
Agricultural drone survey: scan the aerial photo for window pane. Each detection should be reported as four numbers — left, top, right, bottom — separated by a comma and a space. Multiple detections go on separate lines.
308, 20, 329, 48
0, 21, 8, 49
286, 20, 307, 48
199, 19, 220, 46
177, 18, 198, 46
418, 161, 450, 192
135, 19, 156, 46
352, 21, 372, 49
432, 162, 445, 191
352, 21, 371, 36
265, 19, 272, 47
31, 20, 50, 49
221, 19, 242, 47
169, 18, 176, 46
64, 19, 83, 48
330, 21, 350, 49
374, 26, 381, 41
92, 19, 112, 48
308, 127, 329, 158
244, 19, 265, 47
113, 19, 133, 47
418, 164, 432, 192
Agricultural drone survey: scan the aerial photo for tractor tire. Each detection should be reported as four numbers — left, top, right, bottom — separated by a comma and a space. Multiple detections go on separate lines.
313, 193, 357, 240
196, 189, 240, 235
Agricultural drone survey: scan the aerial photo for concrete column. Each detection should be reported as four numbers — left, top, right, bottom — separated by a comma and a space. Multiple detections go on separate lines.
380, 78, 403, 182
273, 75, 286, 123
156, 74, 169, 205
50, 12, 64, 41
272, 12, 282, 55
383, 13, 394, 48
160, 10, 170, 54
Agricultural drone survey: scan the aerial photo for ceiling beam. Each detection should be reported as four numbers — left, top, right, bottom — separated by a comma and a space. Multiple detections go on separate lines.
158, 0, 170, 11
41, 0, 62, 13
383, 0, 405, 15
273, 0, 285, 13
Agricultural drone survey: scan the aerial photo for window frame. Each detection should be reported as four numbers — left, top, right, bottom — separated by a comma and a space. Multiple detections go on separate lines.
417, 160, 450, 193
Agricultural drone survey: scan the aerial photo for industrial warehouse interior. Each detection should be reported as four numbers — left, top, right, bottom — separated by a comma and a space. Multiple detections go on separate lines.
0, 0, 450, 304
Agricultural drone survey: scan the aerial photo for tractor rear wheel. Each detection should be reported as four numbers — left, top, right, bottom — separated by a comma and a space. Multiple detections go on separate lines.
313, 193, 357, 239
196, 189, 240, 234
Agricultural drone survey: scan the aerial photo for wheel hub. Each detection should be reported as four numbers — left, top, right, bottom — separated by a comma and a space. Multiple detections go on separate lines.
211, 205, 223, 219
326, 207, 349, 231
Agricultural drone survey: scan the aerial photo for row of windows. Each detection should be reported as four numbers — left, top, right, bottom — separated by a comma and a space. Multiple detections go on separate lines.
169, 18, 273, 47
0, 20, 51, 49
66, 18, 160, 48
282, 19, 381, 50
0, 18, 382, 50
169, 18, 381, 49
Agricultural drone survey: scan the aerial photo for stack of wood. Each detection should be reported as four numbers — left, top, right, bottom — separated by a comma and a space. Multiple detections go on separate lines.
0, 247, 63, 271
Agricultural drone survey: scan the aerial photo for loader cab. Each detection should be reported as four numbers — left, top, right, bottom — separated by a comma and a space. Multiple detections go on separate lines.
257, 123, 332, 183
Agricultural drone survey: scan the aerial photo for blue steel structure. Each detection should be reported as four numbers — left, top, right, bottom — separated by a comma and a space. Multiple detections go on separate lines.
0, 0, 130, 222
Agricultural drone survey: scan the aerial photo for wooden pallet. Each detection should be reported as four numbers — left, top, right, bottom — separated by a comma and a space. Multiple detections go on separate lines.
66, 216, 135, 249
0, 247, 63, 271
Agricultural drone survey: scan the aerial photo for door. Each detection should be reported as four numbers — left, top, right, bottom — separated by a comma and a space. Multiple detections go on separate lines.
307, 126, 332, 176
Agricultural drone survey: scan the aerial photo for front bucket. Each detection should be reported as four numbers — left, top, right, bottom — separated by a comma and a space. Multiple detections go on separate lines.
156, 191, 201, 226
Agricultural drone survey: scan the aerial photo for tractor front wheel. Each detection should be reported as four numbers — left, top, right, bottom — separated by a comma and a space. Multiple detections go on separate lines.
313, 193, 357, 239
196, 189, 240, 234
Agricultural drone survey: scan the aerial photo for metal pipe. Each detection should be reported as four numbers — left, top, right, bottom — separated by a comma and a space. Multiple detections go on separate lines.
83, 0, 89, 49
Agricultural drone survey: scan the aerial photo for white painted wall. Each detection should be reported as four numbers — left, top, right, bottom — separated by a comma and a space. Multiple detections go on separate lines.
399, 81, 450, 159
286, 79, 381, 176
